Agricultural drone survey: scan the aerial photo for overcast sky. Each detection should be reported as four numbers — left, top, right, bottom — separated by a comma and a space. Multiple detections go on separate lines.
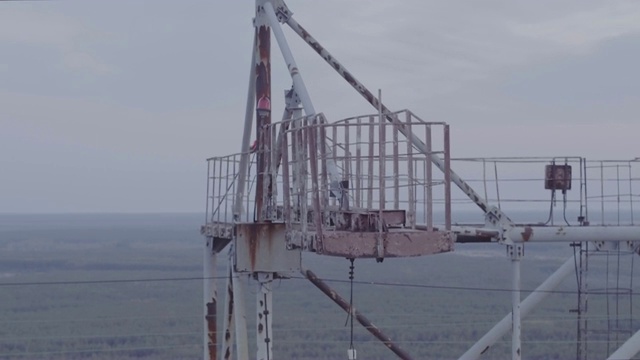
1, 0, 639, 214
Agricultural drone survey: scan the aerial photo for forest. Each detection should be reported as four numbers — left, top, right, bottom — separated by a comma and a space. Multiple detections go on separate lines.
0, 213, 638, 359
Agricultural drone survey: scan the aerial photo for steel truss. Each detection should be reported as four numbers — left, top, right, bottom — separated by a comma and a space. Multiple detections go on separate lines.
201, 1, 640, 359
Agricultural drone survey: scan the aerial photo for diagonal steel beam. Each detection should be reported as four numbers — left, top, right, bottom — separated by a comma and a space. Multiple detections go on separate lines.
303, 269, 413, 360
459, 255, 577, 360
284, 15, 499, 219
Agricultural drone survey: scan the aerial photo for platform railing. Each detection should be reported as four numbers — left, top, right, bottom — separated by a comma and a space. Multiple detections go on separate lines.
273, 110, 451, 238
434, 157, 640, 226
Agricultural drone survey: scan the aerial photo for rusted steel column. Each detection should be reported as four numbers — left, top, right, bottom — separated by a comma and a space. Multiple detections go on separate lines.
221, 264, 235, 360
206, 301, 217, 360
204, 241, 218, 360
303, 269, 413, 360
255, 4, 271, 222
405, 112, 415, 228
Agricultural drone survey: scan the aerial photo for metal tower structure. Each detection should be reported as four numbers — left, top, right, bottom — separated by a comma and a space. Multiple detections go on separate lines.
201, 1, 640, 359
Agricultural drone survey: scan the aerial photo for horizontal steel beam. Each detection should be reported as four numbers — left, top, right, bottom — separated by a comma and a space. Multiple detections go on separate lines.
507, 225, 640, 243
453, 225, 640, 243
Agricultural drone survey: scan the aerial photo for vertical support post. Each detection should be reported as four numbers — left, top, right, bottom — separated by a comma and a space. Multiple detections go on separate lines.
204, 240, 217, 360
270, 123, 278, 220
444, 124, 452, 230
308, 121, 323, 237
584, 158, 589, 223
482, 159, 489, 203
601, 161, 605, 225
224, 158, 231, 222
282, 128, 292, 229
425, 125, 433, 231
232, 270, 249, 360
378, 89, 385, 210
217, 160, 223, 223
345, 120, 351, 201
319, 118, 329, 222
300, 118, 309, 232
206, 160, 211, 223
576, 242, 589, 359
256, 273, 274, 360
509, 244, 523, 360
332, 125, 338, 208
255, 2, 272, 222
494, 162, 502, 211
629, 161, 634, 225
367, 116, 374, 210
377, 90, 385, 261
393, 115, 399, 210
355, 118, 362, 208
406, 112, 415, 228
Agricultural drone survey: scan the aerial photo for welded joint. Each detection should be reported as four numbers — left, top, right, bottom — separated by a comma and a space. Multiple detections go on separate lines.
272, 0, 292, 23
627, 241, 640, 255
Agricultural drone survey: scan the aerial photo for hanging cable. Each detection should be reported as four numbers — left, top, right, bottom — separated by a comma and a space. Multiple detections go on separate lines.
344, 258, 356, 360
542, 189, 556, 225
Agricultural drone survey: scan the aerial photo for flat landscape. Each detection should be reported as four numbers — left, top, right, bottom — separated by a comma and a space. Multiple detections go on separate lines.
0, 213, 638, 359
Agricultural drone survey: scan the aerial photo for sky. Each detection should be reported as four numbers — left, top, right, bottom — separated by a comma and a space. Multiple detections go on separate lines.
1, 0, 639, 214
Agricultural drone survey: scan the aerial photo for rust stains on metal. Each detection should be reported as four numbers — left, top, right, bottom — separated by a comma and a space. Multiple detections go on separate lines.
304, 269, 413, 360
206, 301, 217, 360
318, 230, 453, 258
236, 223, 301, 273
247, 225, 259, 271
521, 227, 533, 242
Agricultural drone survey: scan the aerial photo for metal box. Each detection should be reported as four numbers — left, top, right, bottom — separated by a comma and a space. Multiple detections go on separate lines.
545, 164, 572, 190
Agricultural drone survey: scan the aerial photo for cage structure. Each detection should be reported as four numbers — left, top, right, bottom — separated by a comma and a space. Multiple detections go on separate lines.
203, 110, 454, 261
199, 1, 640, 359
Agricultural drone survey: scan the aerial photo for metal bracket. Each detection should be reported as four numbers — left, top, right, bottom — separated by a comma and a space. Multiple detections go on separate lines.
284, 87, 301, 110
255, 0, 291, 26
485, 206, 514, 244
626, 241, 640, 255
273, 0, 293, 23
507, 244, 524, 259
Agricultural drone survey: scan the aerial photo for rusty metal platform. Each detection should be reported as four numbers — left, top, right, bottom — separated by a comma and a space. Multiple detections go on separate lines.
293, 227, 453, 258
